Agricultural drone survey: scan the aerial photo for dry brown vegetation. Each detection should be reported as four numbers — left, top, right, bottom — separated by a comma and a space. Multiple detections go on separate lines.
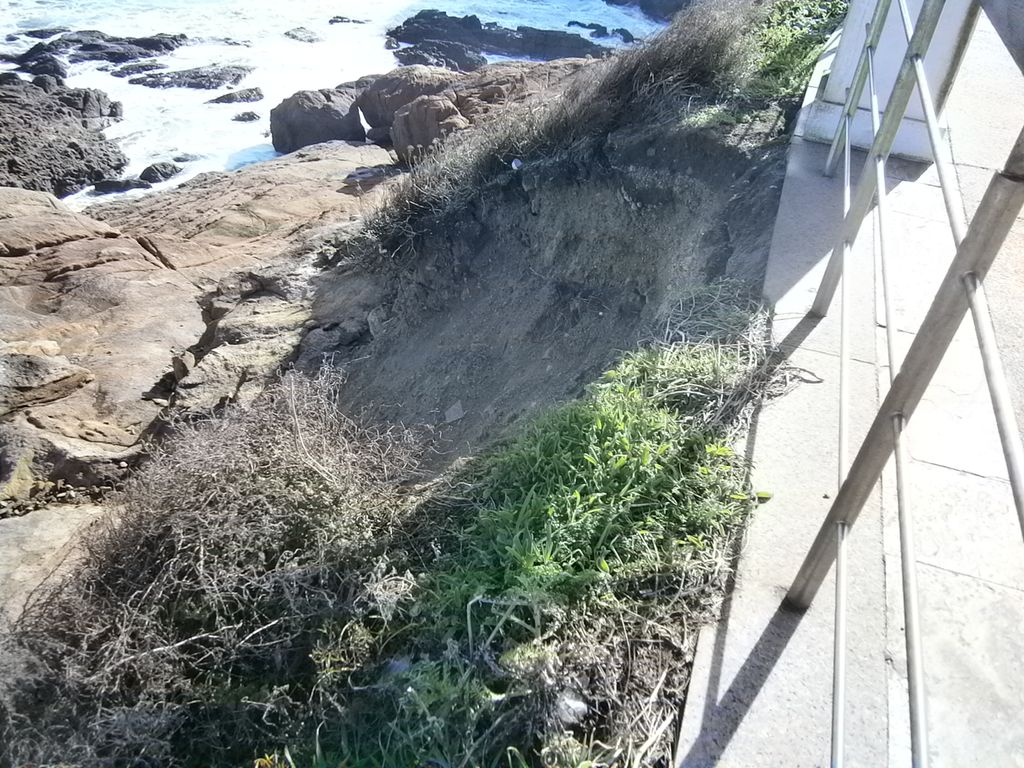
1, 370, 424, 764
1, 283, 775, 768
360, 0, 758, 259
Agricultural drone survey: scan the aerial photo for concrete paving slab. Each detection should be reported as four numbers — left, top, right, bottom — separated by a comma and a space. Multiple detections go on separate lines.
902, 330, 1010, 481
873, 208, 958, 334
764, 140, 877, 363
914, 563, 1024, 766
682, 12, 1024, 766
945, 17, 1024, 171
677, 344, 888, 767
881, 458, 1023, 589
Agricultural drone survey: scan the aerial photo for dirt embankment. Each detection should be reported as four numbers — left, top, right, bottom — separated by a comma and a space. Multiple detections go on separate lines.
301, 117, 786, 464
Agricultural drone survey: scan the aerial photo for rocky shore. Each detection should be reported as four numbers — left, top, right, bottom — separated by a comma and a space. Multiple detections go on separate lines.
387, 10, 612, 71
0, 73, 125, 197
0, 0, 697, 501
270, 59, 589, 159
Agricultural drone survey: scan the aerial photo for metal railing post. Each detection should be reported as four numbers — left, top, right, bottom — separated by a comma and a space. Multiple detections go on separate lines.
824, 0, 897, 177
787, 127, 1024, 608
812, 0, 951, 318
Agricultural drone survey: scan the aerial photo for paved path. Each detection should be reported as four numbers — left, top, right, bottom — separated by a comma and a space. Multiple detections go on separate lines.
676, 12, 1024, 766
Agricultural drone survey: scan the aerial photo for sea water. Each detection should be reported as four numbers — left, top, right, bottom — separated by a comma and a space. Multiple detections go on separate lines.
0, 0, 663, 206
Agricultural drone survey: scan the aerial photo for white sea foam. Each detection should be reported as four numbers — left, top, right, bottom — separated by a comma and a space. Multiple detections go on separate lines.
0, 0, 662, 208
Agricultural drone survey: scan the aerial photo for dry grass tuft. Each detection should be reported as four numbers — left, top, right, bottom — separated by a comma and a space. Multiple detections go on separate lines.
359, 0, 757, 257
1, 370, 423, 766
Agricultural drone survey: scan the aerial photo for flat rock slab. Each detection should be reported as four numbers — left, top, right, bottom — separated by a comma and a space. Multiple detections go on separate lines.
1, 142, 396, 494
0, 503, 104, 621
129, 65, 253, 90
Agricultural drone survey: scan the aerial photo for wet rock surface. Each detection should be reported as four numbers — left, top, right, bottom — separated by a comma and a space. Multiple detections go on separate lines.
0, 74, 127, 197
110, 60, 165, 78
91, 178, 152, 194
388, 10, 612, 65
393, 40, 487, 72
139, 161, 183, 183
12, 31, 187, 77
207, 87, 264, 104
603, 0, 689, 21
284, 26, 321, 43
128, 64, 253, 89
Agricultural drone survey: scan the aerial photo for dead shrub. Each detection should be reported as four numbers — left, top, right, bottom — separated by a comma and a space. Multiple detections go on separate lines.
0, 369, 422, 766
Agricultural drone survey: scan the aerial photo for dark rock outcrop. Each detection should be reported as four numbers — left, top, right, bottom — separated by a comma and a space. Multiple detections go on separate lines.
14, 31, 187, 76
111, 60, 165, 78
207, 87, 264, 104
128, 64, 253, 89
21, 28, 72, 40
568, 21, 610, 38
54, 87, 124, 124
270, 89, 364, 153
139, 162, 182, 183
233, 111, 259, 122
21, 52, 68, 79
92, 178, 152, 194
329, 16, 367, 24
603, 0, 688, 21
394, 40, 487, 71
0, 75, 127, 197
388, 11, 611, 63
284, 27, 321, 43
29, 75, 63, 94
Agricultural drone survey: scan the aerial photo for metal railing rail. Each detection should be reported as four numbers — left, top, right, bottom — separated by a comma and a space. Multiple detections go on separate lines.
782, 0, 1024, 765
811, 0, 951, 317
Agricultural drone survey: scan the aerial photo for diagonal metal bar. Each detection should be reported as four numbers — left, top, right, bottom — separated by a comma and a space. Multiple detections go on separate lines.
787, 126, 1024, 609
812, 0, 951, 318
824, 0, 897, 177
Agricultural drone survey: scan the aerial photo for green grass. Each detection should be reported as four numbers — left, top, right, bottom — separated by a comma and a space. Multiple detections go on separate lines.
749, 0, 849, 97
0, 283, 770, 768
306, 326, 765, 767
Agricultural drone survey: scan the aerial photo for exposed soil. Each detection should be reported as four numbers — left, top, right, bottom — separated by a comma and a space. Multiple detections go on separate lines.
301, 116, 787, 467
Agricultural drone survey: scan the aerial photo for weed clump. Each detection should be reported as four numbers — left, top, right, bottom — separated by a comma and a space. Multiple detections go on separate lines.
751, 0, 849, 96
0, 285, 772, 768
0, 370, 423, 766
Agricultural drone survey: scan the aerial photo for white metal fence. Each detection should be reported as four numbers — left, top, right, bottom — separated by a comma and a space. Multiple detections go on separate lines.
783, 0, 1024, 764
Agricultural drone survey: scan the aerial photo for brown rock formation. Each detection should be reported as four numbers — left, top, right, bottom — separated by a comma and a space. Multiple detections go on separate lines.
0, 142, 394, 497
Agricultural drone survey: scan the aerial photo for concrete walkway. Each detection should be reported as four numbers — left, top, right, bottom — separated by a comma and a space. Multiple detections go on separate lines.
676, 13, 1024, 767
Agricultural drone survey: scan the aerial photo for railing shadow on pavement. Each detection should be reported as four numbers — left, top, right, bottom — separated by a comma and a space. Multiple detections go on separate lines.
672, 312, 823, 768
